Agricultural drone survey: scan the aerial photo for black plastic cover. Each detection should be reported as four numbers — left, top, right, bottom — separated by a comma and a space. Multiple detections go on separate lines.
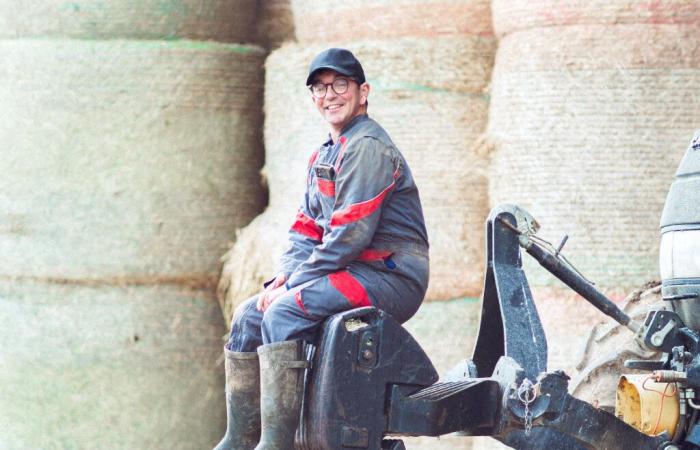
300, 307, 438, 450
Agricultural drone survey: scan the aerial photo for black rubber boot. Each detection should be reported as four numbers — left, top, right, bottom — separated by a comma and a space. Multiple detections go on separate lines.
255, 340, 308, 450
213, 349, 261, 450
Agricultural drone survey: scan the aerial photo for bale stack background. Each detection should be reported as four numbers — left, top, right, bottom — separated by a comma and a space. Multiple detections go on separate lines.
256, 0, 295, 48
476, 4, 700, 448
3, 1, 699, 449
219, 0, 498, 327
0, 0, 258, 41
0, 2, 266, 448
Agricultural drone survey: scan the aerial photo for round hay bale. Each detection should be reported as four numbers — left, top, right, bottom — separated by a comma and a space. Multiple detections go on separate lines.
0, 279, 227, 449
290, 0, 493, 43
0, 0, 257, 42
493, 0, 700, 37
256, 0, 295, 48
488, 24, 700, 290
217, 210, 292, 321
218, 37, 496, 322
0, 39, 266, 280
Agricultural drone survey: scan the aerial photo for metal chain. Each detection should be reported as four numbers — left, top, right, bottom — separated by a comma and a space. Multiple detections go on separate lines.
517, 379, 536, 436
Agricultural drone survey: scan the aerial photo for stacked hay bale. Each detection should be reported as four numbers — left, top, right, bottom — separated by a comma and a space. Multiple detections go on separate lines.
219, 0, 498, 325
0, 2, 265, 448
0, 0, 257, 41
256, 0, 295, 48
484, 0, 700, 434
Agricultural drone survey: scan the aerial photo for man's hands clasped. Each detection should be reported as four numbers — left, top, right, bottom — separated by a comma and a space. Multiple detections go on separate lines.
256, 273, 289, 312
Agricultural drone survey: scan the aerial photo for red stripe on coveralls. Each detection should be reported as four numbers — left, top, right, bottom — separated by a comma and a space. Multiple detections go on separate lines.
290, 211, 323, 241
295, 290, 310, 316
307, 150, 319, 184
357, 249, 392, 261
334, 136, 348, 173
329, 169, 400, 227
317, 179, 336, 196
307, 149, 319, 168
328, 271, 371, 308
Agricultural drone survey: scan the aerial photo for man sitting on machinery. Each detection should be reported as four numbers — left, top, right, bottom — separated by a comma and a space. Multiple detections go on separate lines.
214, 48, 430, 449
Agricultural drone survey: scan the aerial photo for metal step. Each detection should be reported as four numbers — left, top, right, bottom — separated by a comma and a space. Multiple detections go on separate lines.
409, 380, 481, 401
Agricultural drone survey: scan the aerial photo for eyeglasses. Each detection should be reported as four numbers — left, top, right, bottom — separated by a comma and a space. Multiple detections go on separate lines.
309, 77, 354, 98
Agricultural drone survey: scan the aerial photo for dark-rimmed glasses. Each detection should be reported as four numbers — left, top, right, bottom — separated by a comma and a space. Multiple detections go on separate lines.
309, 77, 354, 99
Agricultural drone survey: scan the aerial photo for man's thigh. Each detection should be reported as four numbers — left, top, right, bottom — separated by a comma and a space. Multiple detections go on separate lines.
262, 271, 372, 343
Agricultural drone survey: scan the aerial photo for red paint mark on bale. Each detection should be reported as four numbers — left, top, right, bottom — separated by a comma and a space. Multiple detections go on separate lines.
296, 3, 494, 42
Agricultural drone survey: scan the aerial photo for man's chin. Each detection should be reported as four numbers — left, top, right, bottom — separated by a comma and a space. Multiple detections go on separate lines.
324, 114, 347, 128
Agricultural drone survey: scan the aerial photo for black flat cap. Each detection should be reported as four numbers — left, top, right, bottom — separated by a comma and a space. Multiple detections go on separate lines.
306, 48, 366, 86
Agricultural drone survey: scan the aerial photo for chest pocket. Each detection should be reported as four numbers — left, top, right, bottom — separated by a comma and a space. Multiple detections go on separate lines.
312, 162, 336, 221
314, 163, 336, 197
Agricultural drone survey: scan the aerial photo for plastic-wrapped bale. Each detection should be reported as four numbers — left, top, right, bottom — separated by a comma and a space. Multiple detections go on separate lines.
290, 0, 492, 42
492, 0, 700, 36
218, 37, 496, 322
0, 0, 257, 42
256, 0, 295, 48
0, 39, 266, 281
487, 23, 700, 290
0, 279, 227, 449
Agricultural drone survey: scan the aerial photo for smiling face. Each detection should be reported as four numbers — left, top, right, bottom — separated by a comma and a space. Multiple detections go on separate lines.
310, 70, 370, 139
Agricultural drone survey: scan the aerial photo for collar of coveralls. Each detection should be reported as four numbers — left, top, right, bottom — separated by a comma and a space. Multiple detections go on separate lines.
323, 113, 370, 147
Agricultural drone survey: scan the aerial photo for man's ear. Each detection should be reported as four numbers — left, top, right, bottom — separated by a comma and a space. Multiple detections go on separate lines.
360, 82, 370, 105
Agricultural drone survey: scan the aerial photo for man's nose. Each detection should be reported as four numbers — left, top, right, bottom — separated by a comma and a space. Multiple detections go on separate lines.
324, 85, 338, 99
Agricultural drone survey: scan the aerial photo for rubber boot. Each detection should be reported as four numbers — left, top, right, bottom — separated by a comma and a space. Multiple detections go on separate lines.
213, 349, 261, 450
255, 340, 308, 450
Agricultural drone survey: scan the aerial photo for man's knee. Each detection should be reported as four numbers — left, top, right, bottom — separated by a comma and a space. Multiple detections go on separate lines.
227, 295, 263, 352
260, 298, 294, 330
260, 294, 310, 343
232, 296, 259, 326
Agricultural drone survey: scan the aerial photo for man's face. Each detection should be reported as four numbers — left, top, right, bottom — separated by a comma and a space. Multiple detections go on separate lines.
310, 70, 369, 134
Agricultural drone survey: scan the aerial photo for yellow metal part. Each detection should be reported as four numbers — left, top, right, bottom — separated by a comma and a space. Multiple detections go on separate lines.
615, 374, 680, 436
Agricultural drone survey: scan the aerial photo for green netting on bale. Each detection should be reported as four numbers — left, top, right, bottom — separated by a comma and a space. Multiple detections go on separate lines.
0, 39, 266, 280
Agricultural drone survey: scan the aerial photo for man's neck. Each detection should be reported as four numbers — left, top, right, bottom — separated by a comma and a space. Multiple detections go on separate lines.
329, 112, 367, 144
330, 129, 341, 144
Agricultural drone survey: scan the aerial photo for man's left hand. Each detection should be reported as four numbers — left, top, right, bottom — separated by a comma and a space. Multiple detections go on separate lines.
257, 284, 289, 312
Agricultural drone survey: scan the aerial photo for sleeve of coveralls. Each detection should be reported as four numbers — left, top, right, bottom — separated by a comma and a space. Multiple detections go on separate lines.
285, 138, 399, 289
276, 190, 323, 277
276, 150, 324, 277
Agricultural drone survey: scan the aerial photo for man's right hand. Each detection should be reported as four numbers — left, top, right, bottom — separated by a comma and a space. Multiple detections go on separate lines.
266, 273, 287, 291
256, 273, 287, 312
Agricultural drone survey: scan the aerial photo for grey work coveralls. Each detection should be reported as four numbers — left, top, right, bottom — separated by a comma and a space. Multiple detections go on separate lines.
228, 114, 429, 352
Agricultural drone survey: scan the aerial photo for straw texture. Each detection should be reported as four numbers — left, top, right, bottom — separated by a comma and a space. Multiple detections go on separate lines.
218, 37, 496, 321
0, 0, 257, 42
291, 0, 493, 42
0, 280, 227, 449
488, 24, 700, 289
256, 0, 295, 48
0, 39, 266, 280
493, 0, 700, 36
